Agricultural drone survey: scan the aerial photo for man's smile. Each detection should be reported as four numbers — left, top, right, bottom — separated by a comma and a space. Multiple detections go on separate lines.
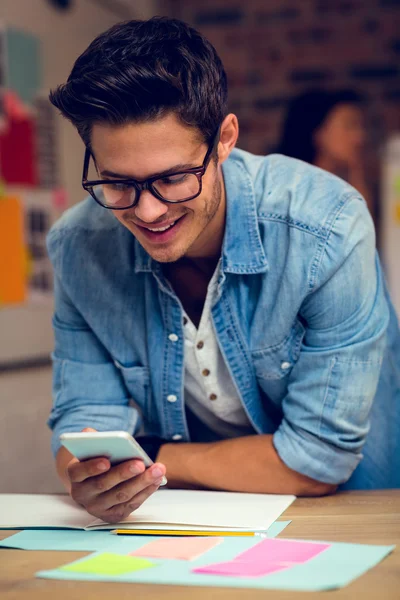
133, 214, 188, 243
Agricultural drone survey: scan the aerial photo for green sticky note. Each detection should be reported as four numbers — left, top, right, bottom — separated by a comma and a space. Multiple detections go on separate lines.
5, 28, 41, 105
61, 552, 156, 576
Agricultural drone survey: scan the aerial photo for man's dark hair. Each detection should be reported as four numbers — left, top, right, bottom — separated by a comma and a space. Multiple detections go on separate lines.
276, 89, 364, 164
49, 17, 228, 147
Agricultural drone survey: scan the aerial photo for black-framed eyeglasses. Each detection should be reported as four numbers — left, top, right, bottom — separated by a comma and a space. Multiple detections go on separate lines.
82, 128, 220, 210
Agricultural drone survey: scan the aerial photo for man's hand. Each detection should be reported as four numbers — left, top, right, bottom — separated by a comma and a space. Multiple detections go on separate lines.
67, 455, 166, 523
57, 428, 166, 523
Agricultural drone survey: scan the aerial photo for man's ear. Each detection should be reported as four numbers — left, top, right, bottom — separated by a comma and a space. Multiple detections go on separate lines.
217, 113, 239, 164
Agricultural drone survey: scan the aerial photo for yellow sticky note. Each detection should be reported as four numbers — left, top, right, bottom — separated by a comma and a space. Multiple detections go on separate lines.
61, 552, 156, 576
394, 202, 400, 226
0, 196, 27, 304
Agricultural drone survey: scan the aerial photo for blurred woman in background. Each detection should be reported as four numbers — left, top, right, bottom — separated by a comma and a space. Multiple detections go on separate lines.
277, 89, 375, 220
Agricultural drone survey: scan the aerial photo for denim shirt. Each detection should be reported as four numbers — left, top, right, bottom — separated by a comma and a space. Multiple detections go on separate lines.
47, 150, 400, 490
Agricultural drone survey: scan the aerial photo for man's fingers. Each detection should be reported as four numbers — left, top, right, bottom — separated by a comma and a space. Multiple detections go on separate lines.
125, 480, 162, 514
86, 459, 146, 495
97, 480, 163, 523
92, 463, 165, 512
65, 428, 98, 483
69, 457, 148, 507
67, 457, 111, 484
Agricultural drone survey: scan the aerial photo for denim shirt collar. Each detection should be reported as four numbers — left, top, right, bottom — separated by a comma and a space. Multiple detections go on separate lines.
133, 150, 269, 275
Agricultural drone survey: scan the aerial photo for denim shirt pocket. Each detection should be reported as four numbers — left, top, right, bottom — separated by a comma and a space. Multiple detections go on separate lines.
251, 323, 304, 403
252, 322, 304, 379
50, 354, 130, 420
113, 360, 152, 422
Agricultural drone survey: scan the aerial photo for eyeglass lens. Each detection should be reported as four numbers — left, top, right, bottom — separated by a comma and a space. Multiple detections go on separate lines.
90, 172, 201, 208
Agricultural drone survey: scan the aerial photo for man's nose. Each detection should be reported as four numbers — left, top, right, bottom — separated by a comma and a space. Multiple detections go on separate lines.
134, 189, 168, 223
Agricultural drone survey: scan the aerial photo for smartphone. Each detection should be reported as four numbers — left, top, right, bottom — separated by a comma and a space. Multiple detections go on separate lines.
59, 431, 167, 486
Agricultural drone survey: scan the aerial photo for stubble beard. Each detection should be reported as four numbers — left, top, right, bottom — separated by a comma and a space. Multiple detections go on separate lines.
179, 170, 223, 261
152, 170, 223, 264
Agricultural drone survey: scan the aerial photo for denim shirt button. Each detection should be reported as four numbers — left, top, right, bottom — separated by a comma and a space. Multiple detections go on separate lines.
167, 394, 177, 403
281, 361, 291, 370
172, 434, 182, 441
168, 333, 179, 342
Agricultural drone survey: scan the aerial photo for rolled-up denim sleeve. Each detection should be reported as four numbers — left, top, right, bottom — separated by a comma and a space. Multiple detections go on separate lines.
48, 273, 141, 457
273, 194, 389, 485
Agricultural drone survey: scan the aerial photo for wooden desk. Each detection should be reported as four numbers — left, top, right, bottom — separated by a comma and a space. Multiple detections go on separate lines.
0, 490, 399, 600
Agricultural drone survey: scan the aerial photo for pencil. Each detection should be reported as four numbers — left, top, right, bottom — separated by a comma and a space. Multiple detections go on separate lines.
113, 529, 258, 537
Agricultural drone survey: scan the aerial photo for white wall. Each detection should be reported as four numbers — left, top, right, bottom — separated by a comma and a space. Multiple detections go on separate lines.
0, 0, 157, 492
0, 366, 62, 492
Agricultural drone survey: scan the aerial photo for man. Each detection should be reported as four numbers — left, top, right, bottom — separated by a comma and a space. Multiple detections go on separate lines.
48, 17, 400, 523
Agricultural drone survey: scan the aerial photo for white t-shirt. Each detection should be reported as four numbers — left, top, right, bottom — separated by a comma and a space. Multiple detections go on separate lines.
183, 263, 254, 439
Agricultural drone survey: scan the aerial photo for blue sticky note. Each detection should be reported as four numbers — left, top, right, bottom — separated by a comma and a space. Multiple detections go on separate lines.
260, 520, 290, 538
36, 539, 395, 591
0, 530, 116, 552
1, 521, 291, 553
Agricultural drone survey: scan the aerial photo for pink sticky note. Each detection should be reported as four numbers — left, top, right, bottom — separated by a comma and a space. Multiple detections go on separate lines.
52, 188, 69, 211
236, 538, 330, 564
193, 538, 331, 579
193, 560, 289, 578
3, 91, 30, 121
130, 536, 223, 561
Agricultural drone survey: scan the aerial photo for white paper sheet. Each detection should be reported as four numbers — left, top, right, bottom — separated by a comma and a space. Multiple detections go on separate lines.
0, 494, 91, 529
0, 490, 295, 532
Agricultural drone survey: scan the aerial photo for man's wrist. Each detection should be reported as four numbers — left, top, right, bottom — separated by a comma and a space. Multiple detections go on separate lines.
156, 441, 214, 489
156, 442, 177, 464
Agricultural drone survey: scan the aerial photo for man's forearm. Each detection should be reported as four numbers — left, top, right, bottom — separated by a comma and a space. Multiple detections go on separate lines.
157, 435, 336, 496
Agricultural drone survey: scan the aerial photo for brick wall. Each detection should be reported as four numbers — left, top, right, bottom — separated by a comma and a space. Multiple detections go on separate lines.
158, 0, 400, 157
